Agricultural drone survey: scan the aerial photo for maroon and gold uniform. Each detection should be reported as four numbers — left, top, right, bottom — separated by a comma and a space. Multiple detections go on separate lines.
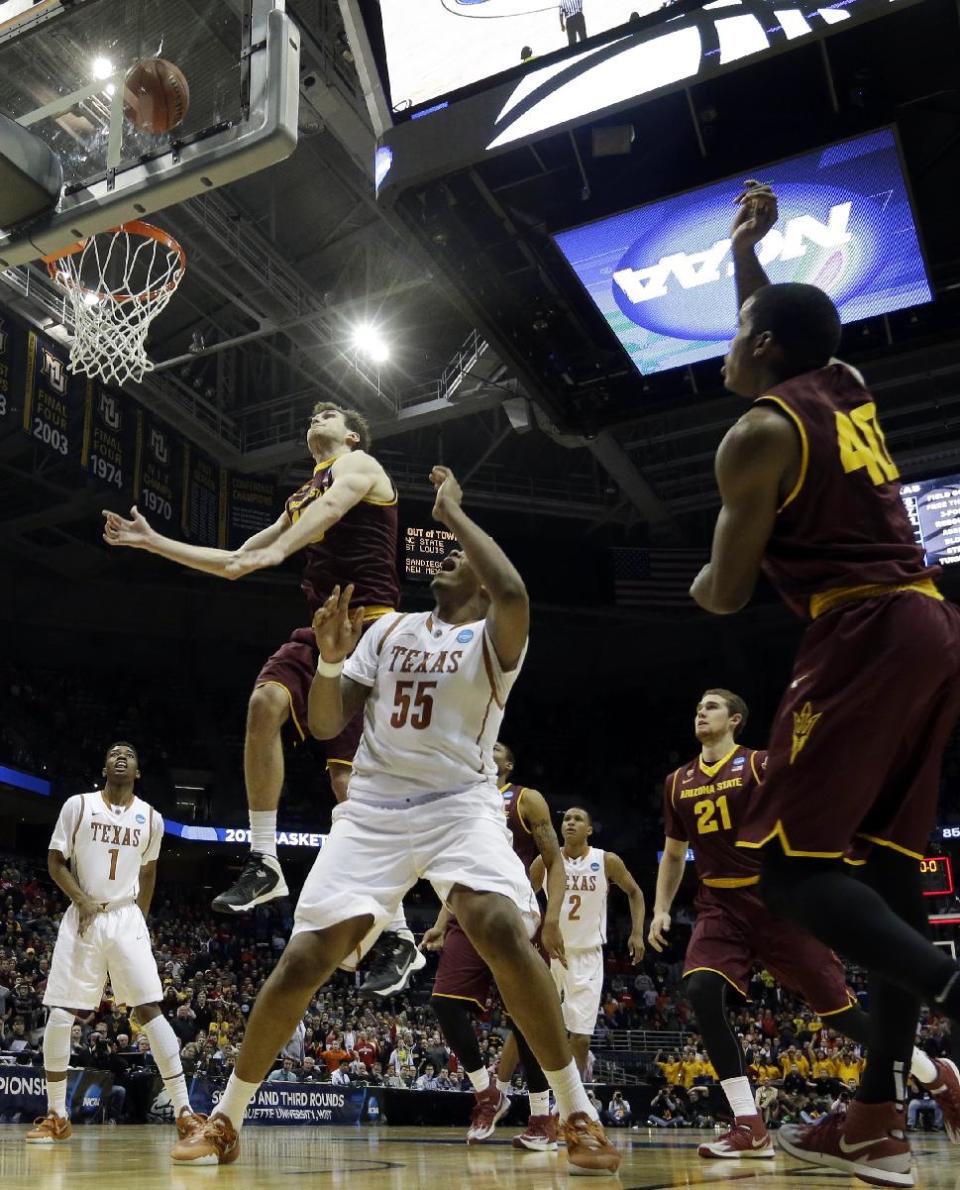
735, 364, 960, 860
665, 745, 851, 1013
255, 455, 400, 762
433, 783, 545, 1008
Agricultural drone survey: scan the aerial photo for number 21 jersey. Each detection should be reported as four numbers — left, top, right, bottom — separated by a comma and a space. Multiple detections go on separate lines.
49, 791, 162, 905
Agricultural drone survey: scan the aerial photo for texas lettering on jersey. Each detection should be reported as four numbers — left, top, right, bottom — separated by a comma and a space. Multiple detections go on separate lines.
385, 645, 462, 674
88, 822, 143, 847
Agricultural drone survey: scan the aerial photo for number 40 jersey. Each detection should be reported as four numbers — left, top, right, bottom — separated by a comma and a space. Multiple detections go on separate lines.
663, 746, 766, 889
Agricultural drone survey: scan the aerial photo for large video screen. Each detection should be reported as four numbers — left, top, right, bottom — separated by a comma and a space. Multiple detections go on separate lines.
379, 0, 663, 112
901, 473, 960, 568
552, 128, 932, 377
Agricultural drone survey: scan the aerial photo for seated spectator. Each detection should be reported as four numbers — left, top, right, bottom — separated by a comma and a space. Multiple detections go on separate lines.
605, 1090, 632, 1127
2, 1016, 34, 1058
267, 1056, 299, 1083
331, 1060, 351, 1087
648, 1087, 685, 1127
413, 1063, 439, 1091
300, 1055, 325, 1083
907, 1083, 943, 1133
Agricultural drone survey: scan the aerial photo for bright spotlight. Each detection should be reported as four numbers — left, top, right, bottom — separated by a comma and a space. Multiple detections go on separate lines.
352, 323, 390, 364
92, 56, 114, 81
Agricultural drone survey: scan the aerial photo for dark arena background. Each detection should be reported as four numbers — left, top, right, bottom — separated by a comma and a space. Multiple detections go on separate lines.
0, 0, 959, 1185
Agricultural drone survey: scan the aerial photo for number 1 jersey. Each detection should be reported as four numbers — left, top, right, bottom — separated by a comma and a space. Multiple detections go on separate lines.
49, 791, 163, 904
344, 611, 526, 799
663, 746, 765, 887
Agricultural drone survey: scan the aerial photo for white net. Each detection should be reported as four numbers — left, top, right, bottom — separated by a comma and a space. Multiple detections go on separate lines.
47, 223, 185, 387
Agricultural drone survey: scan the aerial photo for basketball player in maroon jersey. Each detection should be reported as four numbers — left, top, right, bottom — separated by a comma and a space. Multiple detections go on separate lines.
651, 688, 945, 1159
102, 404, 419, 988
421, 740, 565, 1151
690, 183, 960, 1184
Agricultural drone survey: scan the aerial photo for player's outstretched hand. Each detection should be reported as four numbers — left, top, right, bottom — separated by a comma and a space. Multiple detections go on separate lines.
312, 583, 364, 662
542, 918, 567, 969
421, 924, 446, 952
224, 544, 285, 579
75, 895, 102, 937
647, 910, 671, 953
102, 504, 153, 549
731, 179, 778, 250
430, 465, 463, 526
628, 931, 646, 965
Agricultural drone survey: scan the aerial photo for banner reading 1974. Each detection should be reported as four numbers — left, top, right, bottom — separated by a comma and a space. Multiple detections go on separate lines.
81, 380, 136, 501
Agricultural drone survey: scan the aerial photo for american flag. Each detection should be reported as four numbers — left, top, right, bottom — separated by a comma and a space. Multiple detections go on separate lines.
610, 547, 705, 610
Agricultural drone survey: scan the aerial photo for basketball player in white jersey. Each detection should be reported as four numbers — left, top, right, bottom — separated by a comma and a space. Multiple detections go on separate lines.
532, 807, 647, 1074
172, 466, 621, 1174
27, 742, 204, 1146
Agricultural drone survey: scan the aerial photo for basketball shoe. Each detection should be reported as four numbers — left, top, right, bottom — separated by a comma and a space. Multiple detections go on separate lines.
25, 1112, 71, 1143
175, 1107, 208, 1140
561, 1111, 622, 1175
359, 933, 427, 996
466, 1075, 510, 1143
170, 1112, 240, 1165
513, 1113, 559, 1151
917, 1057, 960, 1143
698, 1114, 774, 1159
212, 852, 288, 914
778, 1101, 914, 1187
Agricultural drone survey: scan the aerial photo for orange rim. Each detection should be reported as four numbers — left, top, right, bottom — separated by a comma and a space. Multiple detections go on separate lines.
44, 220, 186, 303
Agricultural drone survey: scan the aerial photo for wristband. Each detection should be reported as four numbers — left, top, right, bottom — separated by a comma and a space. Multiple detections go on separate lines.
316, 656, 344, 678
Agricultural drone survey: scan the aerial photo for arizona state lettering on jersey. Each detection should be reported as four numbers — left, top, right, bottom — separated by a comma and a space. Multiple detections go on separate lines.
285, 456, 400, 616
663, 746, 765, 887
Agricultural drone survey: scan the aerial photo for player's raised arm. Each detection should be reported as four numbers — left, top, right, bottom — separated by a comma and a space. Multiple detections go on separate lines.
605, 852, 647, 964
518, 788, 567, 968
307, 583, 372, 740
102, 503, 291, 579
429, 465, 529, 670
730, 180, 777, 310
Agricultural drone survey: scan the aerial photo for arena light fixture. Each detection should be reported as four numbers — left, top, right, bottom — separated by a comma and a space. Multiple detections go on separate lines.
91, 56, 115, 80
352, 322, 390, 364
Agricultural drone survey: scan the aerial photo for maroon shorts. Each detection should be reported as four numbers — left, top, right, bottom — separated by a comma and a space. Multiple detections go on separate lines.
684, 885, 852, 1015
433, 918, 549, 1010
256, 615, 389, 766
737, 590, 960, 861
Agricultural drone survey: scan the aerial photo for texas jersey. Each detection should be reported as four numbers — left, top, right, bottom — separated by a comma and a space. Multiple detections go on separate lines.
663, 746, 765, 886
558, 847, 608, 951
503, 784, 539, 872
344, 611, 527, 799
49, 792, 162, 905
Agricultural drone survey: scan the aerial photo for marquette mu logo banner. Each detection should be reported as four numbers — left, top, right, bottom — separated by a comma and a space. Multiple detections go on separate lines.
790, 702, 823, 765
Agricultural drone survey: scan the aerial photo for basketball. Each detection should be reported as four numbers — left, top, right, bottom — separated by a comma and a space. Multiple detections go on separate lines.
123, 58, 190, 134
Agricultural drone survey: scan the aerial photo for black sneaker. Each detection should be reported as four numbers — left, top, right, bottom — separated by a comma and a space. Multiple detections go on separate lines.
358, 933, 427, 996
211, 852, 289, 914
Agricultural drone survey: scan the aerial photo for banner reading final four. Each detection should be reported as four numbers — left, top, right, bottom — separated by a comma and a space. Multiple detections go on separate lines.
80, 379, 137, 501
191, 1078, 381, 1125
21, 329, 85, 462
0, 308, 27, 440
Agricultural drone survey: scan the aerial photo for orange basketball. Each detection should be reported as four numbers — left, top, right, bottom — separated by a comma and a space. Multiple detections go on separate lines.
123, 59, 190, 134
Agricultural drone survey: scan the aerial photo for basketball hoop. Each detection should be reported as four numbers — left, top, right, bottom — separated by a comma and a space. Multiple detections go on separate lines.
45, 221, 186, 387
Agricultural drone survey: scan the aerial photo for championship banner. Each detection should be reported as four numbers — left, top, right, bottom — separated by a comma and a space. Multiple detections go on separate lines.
0, 309, 24, 438
133, 409, 182, 535
190, 1078, 382, 1125
0, 1067, 113, 1123
80, 379, 136, 500
182, 444, 224, 546
21, 329, 84, 462
225, 472, 277, 550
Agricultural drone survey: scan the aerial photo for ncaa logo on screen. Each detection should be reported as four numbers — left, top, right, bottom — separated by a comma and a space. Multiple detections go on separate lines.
611, 183, 883, 341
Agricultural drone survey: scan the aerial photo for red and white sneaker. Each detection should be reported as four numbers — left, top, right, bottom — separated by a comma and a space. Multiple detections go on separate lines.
513, 1113, 559, 1151
778, 1101, 914, 1188
918, 1057, 960, 1144
698, 1114, 774, 1159
466, 1077, 510, 1144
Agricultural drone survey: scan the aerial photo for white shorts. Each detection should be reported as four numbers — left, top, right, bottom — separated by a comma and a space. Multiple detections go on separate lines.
293, 786, 539, 946
43, 903, 163, 1011
551, 947, 604, 1036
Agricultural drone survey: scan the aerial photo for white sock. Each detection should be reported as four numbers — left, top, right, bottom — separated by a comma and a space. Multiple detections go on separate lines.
217, 1072, 261, 1132
47, 1077, 68, 1117
249, 810, 278, 857
911, 1047, 939, 1087
467, 1067, 489, 1094
385, 902, 413, 943
544, 1059, 598, 1122
529, 1090, 550, 1117
721, 1075, 758, 1121
496, 1077, 512, 1096
141, 1015, 191, 1113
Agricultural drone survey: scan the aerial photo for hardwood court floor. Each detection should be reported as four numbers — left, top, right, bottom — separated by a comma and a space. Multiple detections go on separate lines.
0, 1124, 956, 1188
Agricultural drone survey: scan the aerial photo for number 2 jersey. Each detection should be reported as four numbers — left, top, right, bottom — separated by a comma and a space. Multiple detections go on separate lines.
663, 746, 766, 887
49, 791, 163, 905
343, 611, 526, 799
756, 363, 939, 619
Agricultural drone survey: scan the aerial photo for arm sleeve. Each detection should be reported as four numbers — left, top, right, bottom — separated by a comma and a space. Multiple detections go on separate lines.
143, 809, 163, 863
343, 613, 401, 688
49, 796, 81, 858
662, 773, 687, 842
